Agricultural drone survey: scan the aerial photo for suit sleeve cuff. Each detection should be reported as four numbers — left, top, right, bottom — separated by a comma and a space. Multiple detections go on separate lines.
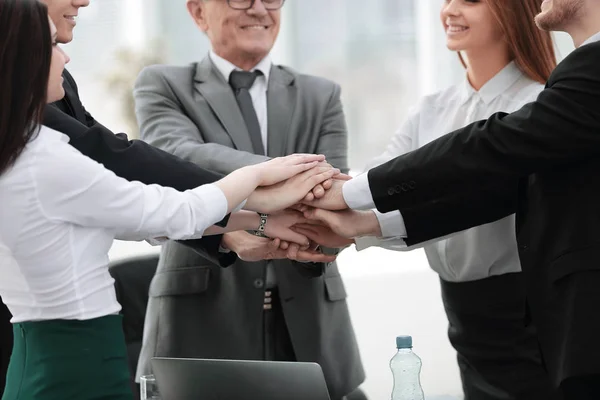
342, 173, 375, 210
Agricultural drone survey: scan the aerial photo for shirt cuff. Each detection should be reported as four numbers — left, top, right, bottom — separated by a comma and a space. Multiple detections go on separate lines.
354, 235, 408, 252
192, 183, 229, 228
374, 210, 407, 238
145, 237, 168, 246
342, 173, 375, 210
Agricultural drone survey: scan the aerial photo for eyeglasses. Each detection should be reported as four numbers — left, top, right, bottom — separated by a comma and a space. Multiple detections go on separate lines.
227, 0, 286, 11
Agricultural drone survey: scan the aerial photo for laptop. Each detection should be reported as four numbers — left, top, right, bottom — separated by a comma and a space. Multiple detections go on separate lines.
151, 357, 332, 400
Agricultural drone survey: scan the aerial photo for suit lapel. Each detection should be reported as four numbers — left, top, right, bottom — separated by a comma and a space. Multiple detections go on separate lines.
61, 70, 89, 124
266, 66, 296, 157
193, 58, 254, 153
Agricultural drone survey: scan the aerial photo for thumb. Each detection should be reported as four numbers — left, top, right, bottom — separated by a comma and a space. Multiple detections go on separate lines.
280, 230, 310, 247
267, 238, 281, 251
292, 226, 320, 243
304, 207, 336, 226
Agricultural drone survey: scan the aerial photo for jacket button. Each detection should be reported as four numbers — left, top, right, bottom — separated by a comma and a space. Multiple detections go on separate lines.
401, 183, 410, 192
253, 278, 264, 289
394, 185, 402, 194
409, 181, 416, 189
387, 188, 395, 196
519, 245, 529, 252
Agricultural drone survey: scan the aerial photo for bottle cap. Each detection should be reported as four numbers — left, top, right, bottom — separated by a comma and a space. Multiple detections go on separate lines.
396, 335, 413, 349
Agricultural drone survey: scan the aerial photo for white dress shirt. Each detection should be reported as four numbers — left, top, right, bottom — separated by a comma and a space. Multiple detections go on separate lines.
0, 126, 228, 322
344, 32, 600, 209
352, 62, 544, 282
209, 51, 271, 152
581, 31, 600, 47
209, 51, 281, 287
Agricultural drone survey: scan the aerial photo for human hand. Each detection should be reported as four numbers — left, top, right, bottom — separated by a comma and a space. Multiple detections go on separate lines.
302, 179, 348, 210
292, 223, 355, 249
245, 165, 339, 214
263, 209, 312, 247
301, 207, 382, 238
303, 164, 352, 202
222, 231, 336, 263
251, 154, 326, 186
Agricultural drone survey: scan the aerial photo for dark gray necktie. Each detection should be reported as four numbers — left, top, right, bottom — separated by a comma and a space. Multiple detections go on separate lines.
229, 70, 265, 155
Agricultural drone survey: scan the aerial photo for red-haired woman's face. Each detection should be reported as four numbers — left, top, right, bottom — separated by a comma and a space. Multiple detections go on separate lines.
440, 0, 505, 53
47, 18, 69, 103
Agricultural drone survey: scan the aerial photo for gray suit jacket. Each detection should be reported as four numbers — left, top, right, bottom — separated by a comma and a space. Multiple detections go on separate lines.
134, 56, 365, 399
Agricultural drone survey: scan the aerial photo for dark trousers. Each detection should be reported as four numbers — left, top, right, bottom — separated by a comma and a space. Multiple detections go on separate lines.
263, 289, 296, 362
560, 375, 600, 400
440, 273, 561, 400
263, 290, 367, 400
0, 300, 12, 397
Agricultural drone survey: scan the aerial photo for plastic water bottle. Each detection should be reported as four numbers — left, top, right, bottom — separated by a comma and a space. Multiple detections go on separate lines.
390, 335, 424, 400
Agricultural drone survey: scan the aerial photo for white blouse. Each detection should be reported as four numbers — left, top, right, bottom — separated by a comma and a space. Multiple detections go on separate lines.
355, 62, 544, 282
0, 126, 228, 322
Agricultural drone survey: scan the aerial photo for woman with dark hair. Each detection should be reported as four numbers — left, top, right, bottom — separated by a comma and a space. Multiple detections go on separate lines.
300, 0, 561, 399
0, 1, 333, 399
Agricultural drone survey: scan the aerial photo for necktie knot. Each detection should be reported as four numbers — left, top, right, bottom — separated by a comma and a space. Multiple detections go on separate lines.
229, 70, 262, 91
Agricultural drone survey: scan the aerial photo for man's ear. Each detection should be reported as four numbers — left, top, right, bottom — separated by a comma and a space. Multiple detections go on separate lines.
187, 0, 209, 32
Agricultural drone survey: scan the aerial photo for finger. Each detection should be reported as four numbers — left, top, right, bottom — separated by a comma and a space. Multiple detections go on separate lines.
287, 204, 306, 212
293, 226, 320, 238
280, 230, 310, 248
265, 161, 321, 187
299, 218, 329, 227
287, 243, 300, 260
302, 207, 323, 221
304, 192, 315, 202
285, 154, 326, 165
302, 208, 337, 227
292, 227, 323, 244
293, 223, 320, 231
306, 169, 337, 190
268, 238, 281, 250
297, 165, 334, 181
333, 173, 353, 181
288, 161, 320, 175
295, 250, 337, 263
279, 241, 290, 250
293, 204, 309, 213
321, 179, 333, 190
311, 184, 325, 199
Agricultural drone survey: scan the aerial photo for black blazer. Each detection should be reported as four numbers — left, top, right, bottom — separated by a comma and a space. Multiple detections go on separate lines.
43, 70, 235, 268
367, 42, 600, 386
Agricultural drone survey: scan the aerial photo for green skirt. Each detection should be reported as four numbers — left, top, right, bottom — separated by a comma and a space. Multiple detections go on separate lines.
2, 315, 132, 400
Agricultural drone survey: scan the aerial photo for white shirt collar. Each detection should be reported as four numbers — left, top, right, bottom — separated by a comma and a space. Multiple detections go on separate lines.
209, 51, 272, 87
459, 61, 523, 105
581, 31, 600, 47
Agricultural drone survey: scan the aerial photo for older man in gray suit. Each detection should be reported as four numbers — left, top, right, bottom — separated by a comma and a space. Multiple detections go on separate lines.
134, 0, 365, 399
